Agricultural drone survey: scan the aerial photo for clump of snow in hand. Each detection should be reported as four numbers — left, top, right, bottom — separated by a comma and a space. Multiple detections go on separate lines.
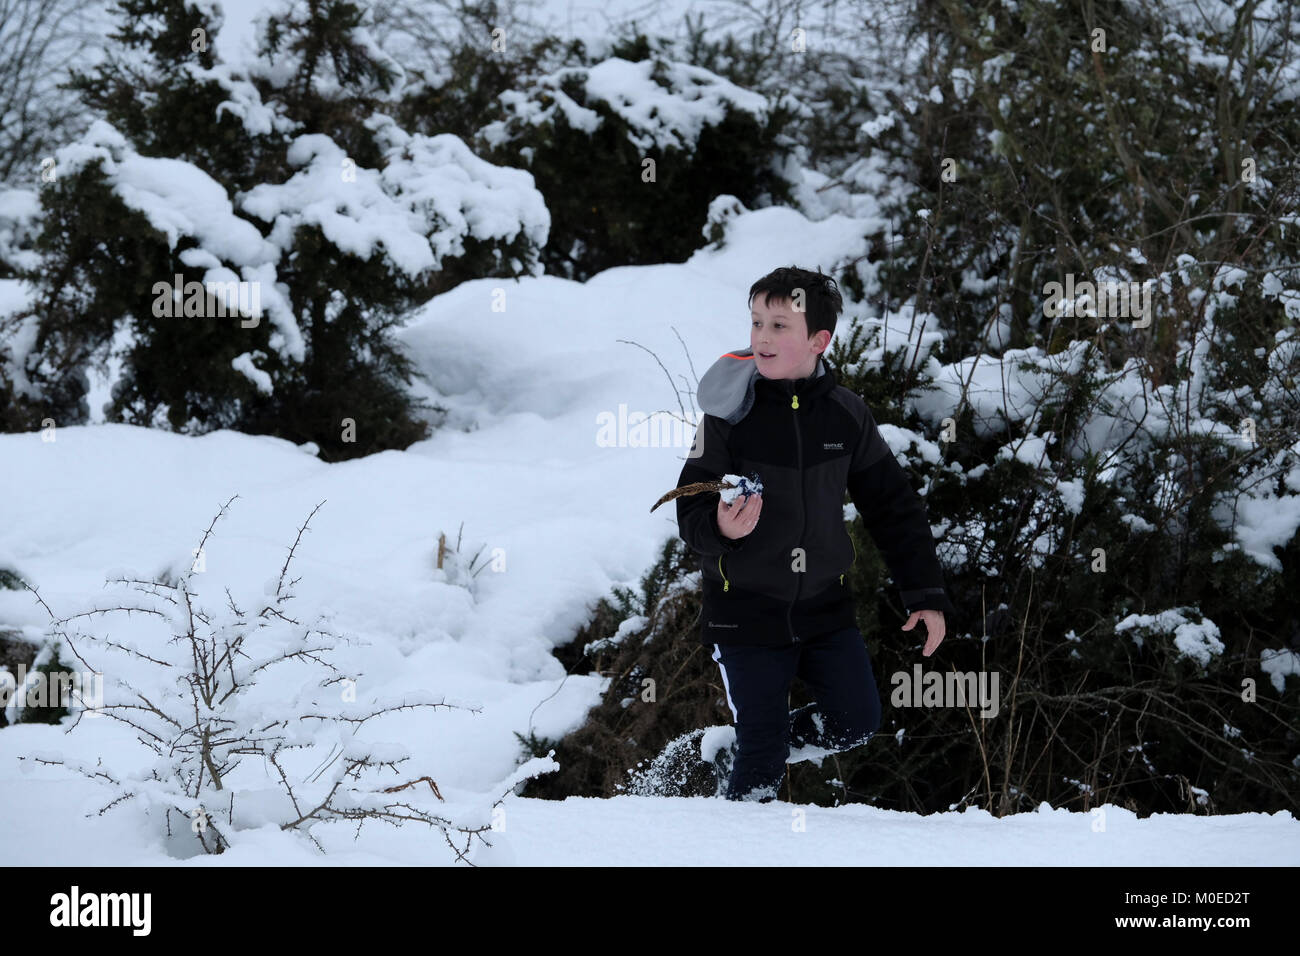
718, 473, 763, 504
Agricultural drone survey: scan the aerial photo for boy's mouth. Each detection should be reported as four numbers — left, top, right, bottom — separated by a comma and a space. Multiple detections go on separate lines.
757, 351, 776, 359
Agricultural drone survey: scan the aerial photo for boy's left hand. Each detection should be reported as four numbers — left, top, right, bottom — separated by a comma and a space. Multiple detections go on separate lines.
902, 610, 946, 657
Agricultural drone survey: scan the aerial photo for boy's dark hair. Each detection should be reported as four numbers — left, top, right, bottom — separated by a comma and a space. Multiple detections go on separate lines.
748, 266, 844, 341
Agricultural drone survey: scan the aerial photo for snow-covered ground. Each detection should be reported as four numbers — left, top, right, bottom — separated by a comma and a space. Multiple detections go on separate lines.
3, 204, 1297, 864
2, 0, 1298, 866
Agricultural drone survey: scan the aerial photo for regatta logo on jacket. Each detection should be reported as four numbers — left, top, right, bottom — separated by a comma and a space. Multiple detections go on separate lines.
674, 347, 956, 648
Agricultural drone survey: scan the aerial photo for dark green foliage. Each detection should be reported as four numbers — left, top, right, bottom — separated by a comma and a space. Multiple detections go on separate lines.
456, 28, 799, 281
395, 30, 583, 147
67, 0, 271, 191
513, 729, 559, 761
675, 12, 882, 177
13, 645, 74, 726
868, 0, 1300, 358
824, 325, 1300, 814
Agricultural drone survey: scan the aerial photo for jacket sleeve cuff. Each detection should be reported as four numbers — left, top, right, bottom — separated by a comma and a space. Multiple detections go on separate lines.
901, 586, 957, 621
712, 511, 745, 551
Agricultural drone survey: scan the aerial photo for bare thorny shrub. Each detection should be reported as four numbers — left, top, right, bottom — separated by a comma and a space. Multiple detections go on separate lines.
18, 495, 550, 862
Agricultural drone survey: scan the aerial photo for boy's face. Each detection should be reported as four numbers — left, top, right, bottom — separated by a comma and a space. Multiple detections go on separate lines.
750, 295, 830, 380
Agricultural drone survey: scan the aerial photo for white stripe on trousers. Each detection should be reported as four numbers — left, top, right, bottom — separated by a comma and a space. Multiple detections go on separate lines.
712, 642, 738, 720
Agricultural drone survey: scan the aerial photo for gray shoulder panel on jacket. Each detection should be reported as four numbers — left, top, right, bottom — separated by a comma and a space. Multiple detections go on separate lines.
826, 386, 868, 428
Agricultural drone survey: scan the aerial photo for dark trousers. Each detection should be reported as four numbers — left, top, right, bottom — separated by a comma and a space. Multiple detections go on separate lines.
711, 625, 881, 801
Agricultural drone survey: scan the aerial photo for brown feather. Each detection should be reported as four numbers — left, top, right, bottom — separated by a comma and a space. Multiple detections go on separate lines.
650, 479, 735, 513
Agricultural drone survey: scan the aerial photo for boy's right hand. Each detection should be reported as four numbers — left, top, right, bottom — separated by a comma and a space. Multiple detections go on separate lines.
718, 493, 762, 540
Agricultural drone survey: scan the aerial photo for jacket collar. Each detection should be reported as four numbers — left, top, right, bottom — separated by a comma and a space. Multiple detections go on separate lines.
696, 347, 838, 424
756, 355, 836, 399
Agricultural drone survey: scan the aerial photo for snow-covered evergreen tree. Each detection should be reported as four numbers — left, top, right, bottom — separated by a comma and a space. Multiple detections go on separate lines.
7, 0, 549, 458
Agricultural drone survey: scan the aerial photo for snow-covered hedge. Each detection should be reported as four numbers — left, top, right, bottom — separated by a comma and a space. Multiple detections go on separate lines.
469, 48, 800, 280
4, 0, 548, 458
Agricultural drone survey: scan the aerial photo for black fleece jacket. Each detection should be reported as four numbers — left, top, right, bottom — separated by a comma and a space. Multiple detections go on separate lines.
675, 349, 957, 647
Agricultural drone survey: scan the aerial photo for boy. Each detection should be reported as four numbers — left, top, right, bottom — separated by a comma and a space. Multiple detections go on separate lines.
675, 265, 957, 802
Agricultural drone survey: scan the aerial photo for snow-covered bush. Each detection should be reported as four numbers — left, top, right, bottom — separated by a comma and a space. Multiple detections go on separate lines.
16, 496, 556, 859
0, 188, 41, 278
768, 0, 1300, 815
471, 37, 798, 280
12, 0, 548, 458
817, 255, 1300, 810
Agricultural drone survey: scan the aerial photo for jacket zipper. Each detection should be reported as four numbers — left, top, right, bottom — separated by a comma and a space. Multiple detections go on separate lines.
718, 553, 729, 592
787, 390, 803, 643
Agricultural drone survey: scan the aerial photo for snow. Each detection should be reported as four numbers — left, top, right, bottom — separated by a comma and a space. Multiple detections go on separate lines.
1, 0, 1297, 866
58, 121, 279, 268
3, 773, 1295, 865
1055, 478, 1085, 515
718, 474, 762, 504
582, 57, 769, 151
0, 197, 881, 864
481, 56, 770, 155
1260, 648, 1300, 695
1, 187, 1287, 862
44, 100, 550, 370
1115, 608, 1225, 666
1232, 486, 1300, 571
3, 193, 1296, 862
230, 352, 274, 394
0, 189, 42, 274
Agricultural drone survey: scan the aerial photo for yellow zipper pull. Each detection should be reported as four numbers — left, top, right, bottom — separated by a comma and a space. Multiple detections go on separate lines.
718, 555, 729, 591
791, 393, 799, 409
